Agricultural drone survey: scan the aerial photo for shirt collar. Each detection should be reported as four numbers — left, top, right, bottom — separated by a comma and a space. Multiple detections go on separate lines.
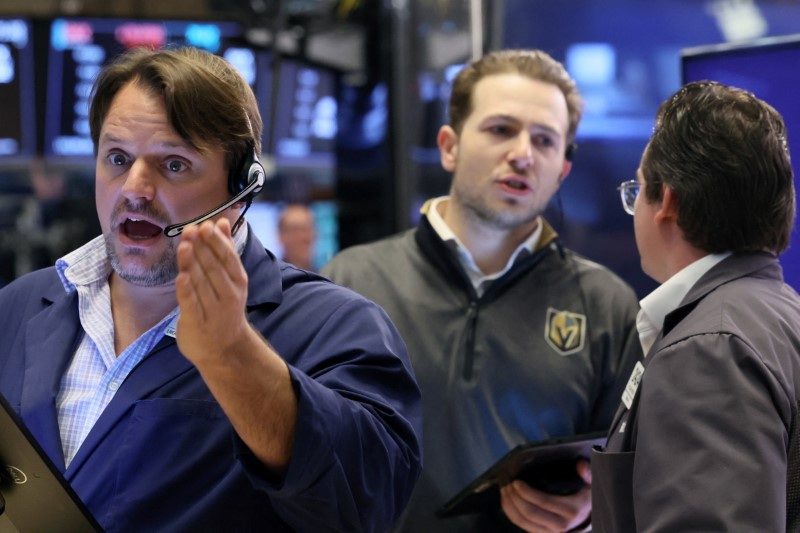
425, 196, 543, 296
57, 236, 111, 293
639, 251, 732, 334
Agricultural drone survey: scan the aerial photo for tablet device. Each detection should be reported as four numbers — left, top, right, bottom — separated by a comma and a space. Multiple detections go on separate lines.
436, 431, 607, 518
0, 392, 103, 532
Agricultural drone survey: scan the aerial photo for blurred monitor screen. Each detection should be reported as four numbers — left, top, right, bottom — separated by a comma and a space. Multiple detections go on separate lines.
269, 58, 337, 170
0, 18, 35, 160
682, 34, 800, 291
43, 17, 264, 161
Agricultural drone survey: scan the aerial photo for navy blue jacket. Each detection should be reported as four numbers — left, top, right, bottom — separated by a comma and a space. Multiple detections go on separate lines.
0, 228, 423, 532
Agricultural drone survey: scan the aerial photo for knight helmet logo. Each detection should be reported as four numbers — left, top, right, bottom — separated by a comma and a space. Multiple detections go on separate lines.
545, 307, 586, 356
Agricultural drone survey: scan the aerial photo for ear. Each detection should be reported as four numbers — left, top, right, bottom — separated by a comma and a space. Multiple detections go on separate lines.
558, 160, 573, 184
655, 184, 678, 223
437, 125, 459, 172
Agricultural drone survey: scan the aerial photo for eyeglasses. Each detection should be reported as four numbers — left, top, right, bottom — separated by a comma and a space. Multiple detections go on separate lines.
617, 180, 640, 215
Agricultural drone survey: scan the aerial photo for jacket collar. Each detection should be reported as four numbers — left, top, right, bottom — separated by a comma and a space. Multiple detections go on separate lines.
240, 224, 284, 308
662, 251, 782, 336
414, 207, 560, 301
21, 290, 83, 471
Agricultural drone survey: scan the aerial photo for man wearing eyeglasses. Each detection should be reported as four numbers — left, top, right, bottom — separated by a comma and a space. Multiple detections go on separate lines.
592, 81, 800, 532
323, 49, 643, 532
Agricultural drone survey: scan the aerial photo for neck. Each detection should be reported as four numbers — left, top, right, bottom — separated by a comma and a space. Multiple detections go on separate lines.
109, 273, 177, 355
651, 229, 709, 284
441, 200, 538, 275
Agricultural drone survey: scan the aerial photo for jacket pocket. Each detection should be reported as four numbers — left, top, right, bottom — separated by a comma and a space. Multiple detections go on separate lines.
590, 446, 636, 533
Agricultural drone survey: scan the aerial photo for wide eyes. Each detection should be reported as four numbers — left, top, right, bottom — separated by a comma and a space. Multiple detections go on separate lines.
108, 152, 129, 166
104, 151, 190, 175
166, 159, 187, 173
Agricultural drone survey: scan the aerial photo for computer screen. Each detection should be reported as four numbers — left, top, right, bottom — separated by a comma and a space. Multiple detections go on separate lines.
269, 58, 338, 171
682, 33, 800, 290
43, 17, 264, 161
0, 18, 36, 160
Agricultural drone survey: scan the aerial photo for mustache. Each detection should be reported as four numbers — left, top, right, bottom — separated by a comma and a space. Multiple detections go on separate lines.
110, 199, 169, 228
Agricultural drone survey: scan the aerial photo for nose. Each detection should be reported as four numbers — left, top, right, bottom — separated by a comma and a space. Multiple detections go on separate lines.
508, 134, 534, 172
120, 159, 156, 202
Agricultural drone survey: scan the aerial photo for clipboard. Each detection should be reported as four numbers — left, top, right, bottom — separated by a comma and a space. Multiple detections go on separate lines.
436, 431, 607, 518
0, 392, 103, 532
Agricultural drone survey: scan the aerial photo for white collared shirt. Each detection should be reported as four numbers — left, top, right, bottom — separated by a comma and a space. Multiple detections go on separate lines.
637, 252, 731, 355
426, 196, 543, 297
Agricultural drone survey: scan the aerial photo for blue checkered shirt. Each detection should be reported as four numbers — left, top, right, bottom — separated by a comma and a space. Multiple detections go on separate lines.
55, 236, 178, 467
54, 226, 248, 467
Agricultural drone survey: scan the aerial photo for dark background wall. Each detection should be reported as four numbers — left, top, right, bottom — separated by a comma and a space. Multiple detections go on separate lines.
0, 0, 799, 297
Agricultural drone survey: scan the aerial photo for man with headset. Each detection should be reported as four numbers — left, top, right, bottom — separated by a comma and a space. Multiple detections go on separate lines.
322, 49, 641, 532
0, 46, 422, 531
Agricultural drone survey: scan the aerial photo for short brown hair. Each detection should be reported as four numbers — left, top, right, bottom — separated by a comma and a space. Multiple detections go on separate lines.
89, 46, 262, 178
448, 49, 583, 143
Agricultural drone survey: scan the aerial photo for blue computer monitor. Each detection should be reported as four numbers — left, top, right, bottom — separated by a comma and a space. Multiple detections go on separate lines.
682, 34, 800, 291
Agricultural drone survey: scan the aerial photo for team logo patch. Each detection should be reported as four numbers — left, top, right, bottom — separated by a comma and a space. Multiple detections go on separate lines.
544, 307, 586, 356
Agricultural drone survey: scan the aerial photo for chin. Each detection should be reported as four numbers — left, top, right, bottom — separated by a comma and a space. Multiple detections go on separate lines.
107, 238, 178, 286
113, 261, 178, 287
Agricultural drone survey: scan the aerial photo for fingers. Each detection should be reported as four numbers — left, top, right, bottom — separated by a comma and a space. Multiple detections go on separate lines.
178, 220, 245, 295
176, 219, 248, 319
175, 218, 250, 362
501, 481, 567, 532
500, 479, 592, 533
577, 458, 592, 485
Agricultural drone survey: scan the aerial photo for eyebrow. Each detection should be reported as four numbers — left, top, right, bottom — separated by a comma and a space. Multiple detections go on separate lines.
482, 114, 562, 136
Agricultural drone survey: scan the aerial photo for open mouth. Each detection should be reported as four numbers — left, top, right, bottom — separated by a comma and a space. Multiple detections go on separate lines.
122, 218, 163, 240
505, 180, 529, 191
499, 177, 531, 192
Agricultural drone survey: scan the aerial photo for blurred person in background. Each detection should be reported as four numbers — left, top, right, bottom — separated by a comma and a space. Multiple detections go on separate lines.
278, 203, 317, 271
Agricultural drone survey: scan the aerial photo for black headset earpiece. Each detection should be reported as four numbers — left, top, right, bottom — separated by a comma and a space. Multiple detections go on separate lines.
163, 142, 265, 237
565, 142, 577, 162
228, 141, 265, 199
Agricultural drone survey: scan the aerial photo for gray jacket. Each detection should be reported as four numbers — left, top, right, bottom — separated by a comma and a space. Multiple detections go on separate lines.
592, 252, 800, 532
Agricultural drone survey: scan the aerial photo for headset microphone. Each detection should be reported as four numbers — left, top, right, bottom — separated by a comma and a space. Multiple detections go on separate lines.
163, 150, 266, 238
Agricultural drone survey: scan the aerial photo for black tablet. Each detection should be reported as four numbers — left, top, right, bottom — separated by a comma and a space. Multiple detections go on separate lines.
0, 392, 103, 532
437, 431, 607, 518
